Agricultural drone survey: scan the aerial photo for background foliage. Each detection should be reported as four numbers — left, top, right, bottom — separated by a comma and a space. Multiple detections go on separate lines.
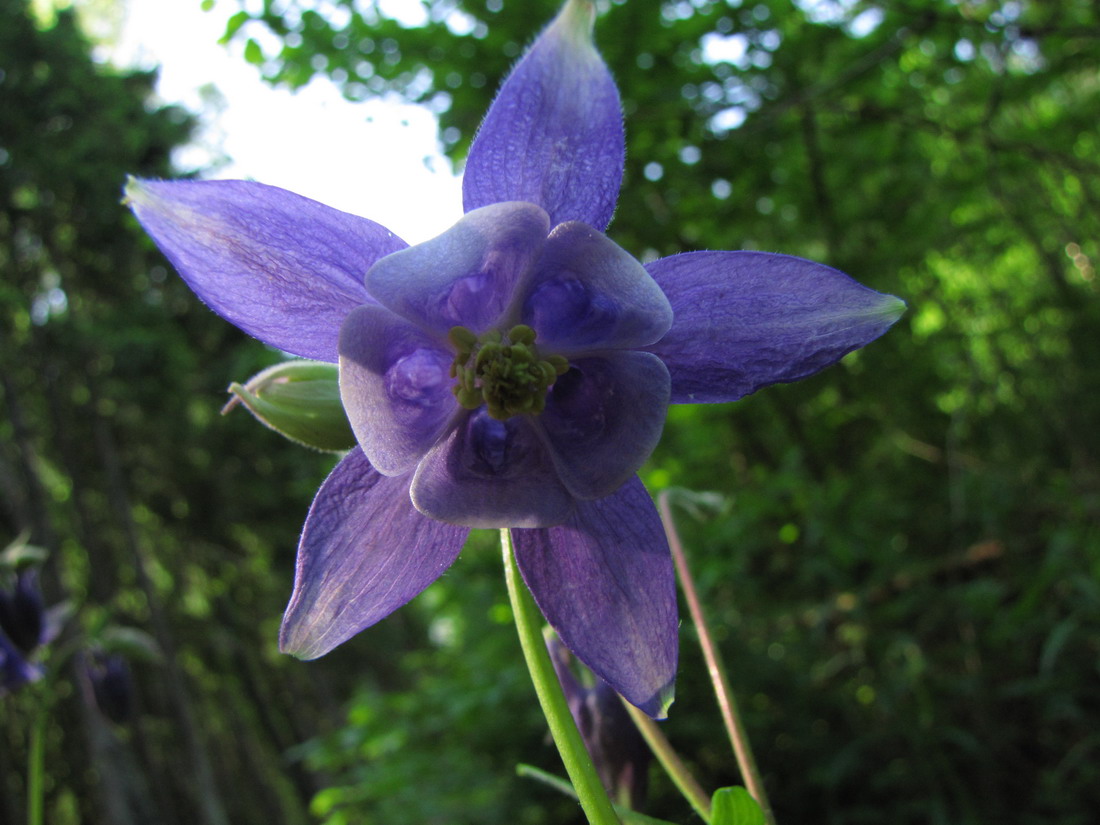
1, 0, 1097, 823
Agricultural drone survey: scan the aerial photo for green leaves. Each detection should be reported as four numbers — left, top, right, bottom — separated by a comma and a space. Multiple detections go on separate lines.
243, 37, 264, 66
710, 787, 766, 825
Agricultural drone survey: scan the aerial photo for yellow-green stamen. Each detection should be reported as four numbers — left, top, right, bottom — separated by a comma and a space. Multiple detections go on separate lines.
449, 324, 569, 420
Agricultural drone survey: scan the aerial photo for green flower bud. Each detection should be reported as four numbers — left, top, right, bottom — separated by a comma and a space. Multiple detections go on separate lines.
223, 361, 356, 452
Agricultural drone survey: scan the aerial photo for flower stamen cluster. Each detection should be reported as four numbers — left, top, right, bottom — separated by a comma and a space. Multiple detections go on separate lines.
448, 324, 570, 420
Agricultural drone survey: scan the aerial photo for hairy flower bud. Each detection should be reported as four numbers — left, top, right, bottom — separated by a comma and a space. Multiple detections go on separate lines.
223, 360, 356, 452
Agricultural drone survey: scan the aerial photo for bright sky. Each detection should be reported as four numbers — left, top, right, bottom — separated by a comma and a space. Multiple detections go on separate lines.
107, 0, 463, 244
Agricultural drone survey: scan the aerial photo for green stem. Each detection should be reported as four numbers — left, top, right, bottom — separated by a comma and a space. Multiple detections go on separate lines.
622, 699, 712, 822
27, 703, 47, 825
658, 492, 777, 825
501, 529, 621, 825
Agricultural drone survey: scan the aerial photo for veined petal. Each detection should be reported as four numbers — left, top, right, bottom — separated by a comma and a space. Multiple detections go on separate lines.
339, 304, 459, 476
645, 251, 907, 403
280, 448, 468, 659
521, 222, 673, 352
538, 352, 670, 500
411, 410, 574, 528
512, 476, 677, 718
125, 178, 406, 362
366, 202, 549, 334
463, 0, 624, 231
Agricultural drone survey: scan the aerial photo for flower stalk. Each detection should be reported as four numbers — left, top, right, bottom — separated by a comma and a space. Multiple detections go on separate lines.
658, 492, 776, 825
27, 702, 46, 825
501, 529, 621, 825
621, 698, 712, 821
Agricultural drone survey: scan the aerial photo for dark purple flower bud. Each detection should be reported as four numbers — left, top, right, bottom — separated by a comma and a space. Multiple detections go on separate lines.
0, 570, 46, 654
85, 652, 134, 724
548, 636, 650, 809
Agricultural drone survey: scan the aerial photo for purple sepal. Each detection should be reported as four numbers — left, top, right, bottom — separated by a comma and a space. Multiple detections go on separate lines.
366, 202, 549, 335
512, 475, 678, 718
645, 251, 907, 403
462, 0, 624, 231
280, 448, 469, 659
125, 178, 406, 362
539, 352, 670, 500
411, 410, 574, 528
522, 222, 673, 352
339, 305, 459, 476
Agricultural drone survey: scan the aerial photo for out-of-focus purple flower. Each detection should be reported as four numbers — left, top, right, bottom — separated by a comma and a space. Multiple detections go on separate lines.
548, 636, 650, 808
126, 0, 903, 718
0, 569, 46, 654
0, 632, 41, 696
84, 651, 134, 725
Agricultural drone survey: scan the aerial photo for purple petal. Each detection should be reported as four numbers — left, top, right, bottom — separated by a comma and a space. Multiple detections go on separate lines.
411, 410, 574, 528
1, 635, 43, 694
339, 304, 459, 476
280, 448, 468, 659
521, 222, 672, 352
462, 0, 624, 230
366, 202, 549, 334
125, 178, 406, 362
645, 252, 907, 403
512, 476, 677, 718
538, 352, 670, 500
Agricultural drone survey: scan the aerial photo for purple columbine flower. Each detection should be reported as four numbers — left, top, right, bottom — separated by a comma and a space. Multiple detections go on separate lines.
125, 0, 903, 718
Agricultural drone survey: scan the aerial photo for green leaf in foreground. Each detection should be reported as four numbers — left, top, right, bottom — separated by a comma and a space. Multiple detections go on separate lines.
710, 787, 765, 825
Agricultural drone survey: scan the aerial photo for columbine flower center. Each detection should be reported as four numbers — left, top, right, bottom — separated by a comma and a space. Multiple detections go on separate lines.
448, 324, 569, 420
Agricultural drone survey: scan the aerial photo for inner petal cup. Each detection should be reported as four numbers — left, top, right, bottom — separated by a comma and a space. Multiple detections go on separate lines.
522, 222, 673, 352
366, 202, 551, 335
411, 410, 575, 528
339, 304, 459, 476
538, 351, 671, 500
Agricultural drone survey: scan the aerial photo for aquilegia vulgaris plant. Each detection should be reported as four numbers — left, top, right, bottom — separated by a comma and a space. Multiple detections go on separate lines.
127, 1, 903, 821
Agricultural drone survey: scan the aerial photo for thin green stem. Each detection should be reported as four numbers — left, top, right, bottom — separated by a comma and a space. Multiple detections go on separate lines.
27, 703, 47, 825
658, 492, 777, 825
622, 699, 712, 822
501, 529, 621, 825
